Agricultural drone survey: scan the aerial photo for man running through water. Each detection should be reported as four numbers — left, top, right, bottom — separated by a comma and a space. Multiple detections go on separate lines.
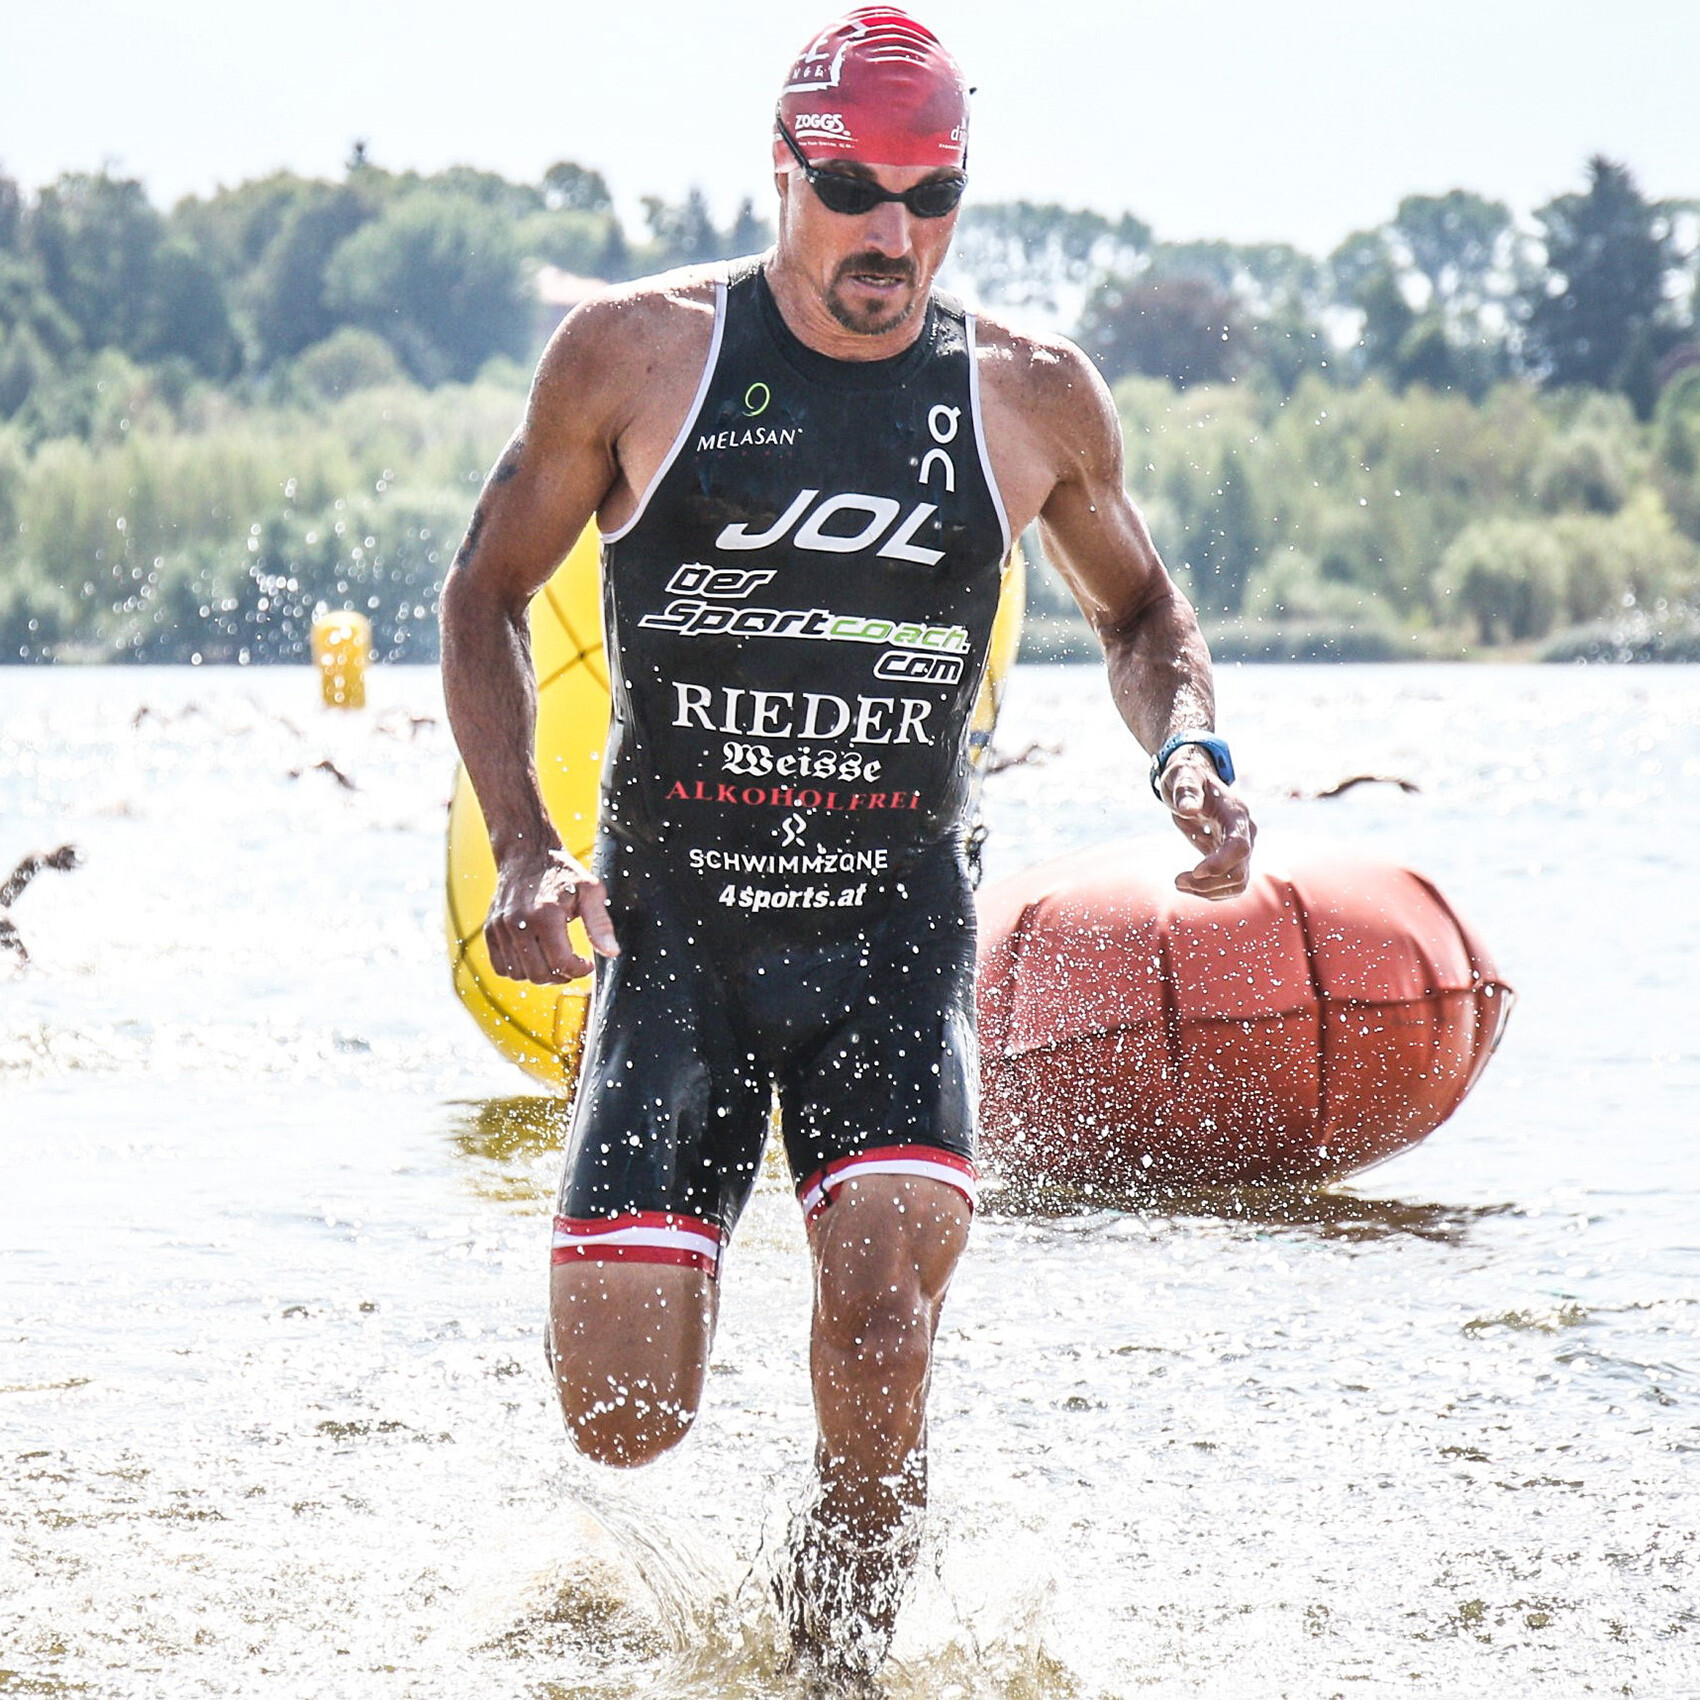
441, 7, 1255, 1684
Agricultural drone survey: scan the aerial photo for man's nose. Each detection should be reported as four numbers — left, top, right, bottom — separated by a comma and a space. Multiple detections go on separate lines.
860, 199, 914, 257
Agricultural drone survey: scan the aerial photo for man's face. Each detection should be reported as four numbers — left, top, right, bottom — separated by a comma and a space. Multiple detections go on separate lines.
775, 159, 961, 338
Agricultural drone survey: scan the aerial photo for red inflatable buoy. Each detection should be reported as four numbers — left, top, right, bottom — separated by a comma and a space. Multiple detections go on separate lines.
975, 842, 1513, 1189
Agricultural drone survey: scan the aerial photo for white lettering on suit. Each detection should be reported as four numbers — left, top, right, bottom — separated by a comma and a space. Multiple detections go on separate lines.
714, 488, 945, 566
672, 682, 933, 745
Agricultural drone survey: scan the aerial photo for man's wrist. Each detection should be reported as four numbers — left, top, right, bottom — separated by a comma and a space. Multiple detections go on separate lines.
1150, 732, 1235, 799
490, 821, 565, 867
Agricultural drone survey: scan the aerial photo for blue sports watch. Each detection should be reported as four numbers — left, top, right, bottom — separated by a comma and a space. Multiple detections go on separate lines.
1150, 732, 1236, 799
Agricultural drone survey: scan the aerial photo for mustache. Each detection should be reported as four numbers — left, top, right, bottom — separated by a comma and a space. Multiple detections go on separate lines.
833, 252, 918, 286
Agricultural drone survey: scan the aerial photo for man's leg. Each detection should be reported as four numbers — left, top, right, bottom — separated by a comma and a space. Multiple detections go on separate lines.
541, 859, 758, 1470
786, 1172, 972, 1669
550, 1261, 718, 1466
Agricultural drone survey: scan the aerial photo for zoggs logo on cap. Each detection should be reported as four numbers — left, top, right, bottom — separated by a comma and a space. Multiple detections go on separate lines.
795, 113, 851, 137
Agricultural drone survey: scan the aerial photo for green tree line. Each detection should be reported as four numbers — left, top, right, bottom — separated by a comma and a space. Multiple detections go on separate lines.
0, 150, 1696, 664
0, 150, 770, 416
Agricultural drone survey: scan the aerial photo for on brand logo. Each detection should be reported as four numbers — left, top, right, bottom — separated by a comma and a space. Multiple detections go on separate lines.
919, 404, 961, 494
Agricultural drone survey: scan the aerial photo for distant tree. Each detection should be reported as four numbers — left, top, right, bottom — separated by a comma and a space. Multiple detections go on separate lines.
1327, 228, 1394, 310
517, 209, 619, 276
1079, 273, 1244, 388
1389, 190, 1519, 381
0, 245, 77, 357
1530, 394, 1639, 515
250, 187, 375, 366
0, 175, 21, 250
597, 218, 633, 282
1389, 314, 1463, 391
1185, 445, 1265, 617
1250, 307, 1335, 394
1654, 364, 1700, 538
435, 165, 545, 220
1329, 197, 1524, 387
0, 323, 58, 418
1151, 239, 1323, 319
1616, 325, 1665, 421
1437, 518, 1565, 642
543, 161, 613, 215
1391, 191, 1512, 317
946, 201, 1150, 316
1523, 157, 1676, 408
1143, 240, 1332, 394
170, 172, 322, 283
291, 325, 406, 399
642, 188, 722, 268
1352, 264, 1416, 371
29, 172, 164, 356
140, 237, 237, 376
324, 193, 529, 384
727, 197, 771, 257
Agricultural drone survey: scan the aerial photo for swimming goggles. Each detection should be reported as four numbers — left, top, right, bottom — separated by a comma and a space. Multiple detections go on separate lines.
776, 115, 967, 220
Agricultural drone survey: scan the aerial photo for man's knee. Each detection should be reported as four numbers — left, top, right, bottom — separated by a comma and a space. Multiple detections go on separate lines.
549, 1261, 717, 1468
557, 1368, 701, 1468
816, 1277, 933, 1373
811, 1174, 972, 1354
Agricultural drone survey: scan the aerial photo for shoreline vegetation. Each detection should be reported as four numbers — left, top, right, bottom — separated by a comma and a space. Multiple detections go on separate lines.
1, 154, 1696, 666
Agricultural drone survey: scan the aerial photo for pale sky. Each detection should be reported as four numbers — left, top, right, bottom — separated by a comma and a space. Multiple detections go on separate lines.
2, 0, 1695, 257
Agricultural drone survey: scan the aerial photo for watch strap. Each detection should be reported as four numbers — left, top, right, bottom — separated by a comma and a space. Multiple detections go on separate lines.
1150, 733, 1236, 799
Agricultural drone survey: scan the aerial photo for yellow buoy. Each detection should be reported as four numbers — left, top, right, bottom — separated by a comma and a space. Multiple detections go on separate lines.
311, 610, 372, 709
445, 526, 1027, 1091
972, 541, 1025, 768
446, 525, 607, 1089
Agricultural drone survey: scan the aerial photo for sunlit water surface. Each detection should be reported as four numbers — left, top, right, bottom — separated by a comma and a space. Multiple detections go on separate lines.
2, 663, 1696, 1699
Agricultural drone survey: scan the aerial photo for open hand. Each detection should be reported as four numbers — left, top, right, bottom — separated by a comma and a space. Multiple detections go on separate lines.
485, 847, 620, 983
1161, 752, 1256, 900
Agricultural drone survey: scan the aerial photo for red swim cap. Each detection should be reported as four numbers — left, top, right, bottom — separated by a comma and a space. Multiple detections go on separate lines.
776, 7, 970, 171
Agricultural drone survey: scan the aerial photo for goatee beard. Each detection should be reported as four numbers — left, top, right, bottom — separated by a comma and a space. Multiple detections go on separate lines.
826, 254, 920, 337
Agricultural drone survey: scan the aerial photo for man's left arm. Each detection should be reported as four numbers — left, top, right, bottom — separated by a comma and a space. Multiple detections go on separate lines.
1030, 343, 1255, 900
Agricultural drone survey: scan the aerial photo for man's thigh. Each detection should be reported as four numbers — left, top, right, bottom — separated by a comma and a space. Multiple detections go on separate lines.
781, 846, 982, 1225
556, 863, 769, 1234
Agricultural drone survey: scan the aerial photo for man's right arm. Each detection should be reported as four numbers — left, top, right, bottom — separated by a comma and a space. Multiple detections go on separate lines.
978, 323, 1254, 900
438, 303, 629, 983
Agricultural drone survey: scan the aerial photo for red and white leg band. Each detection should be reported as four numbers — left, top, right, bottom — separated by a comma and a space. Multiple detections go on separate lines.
796, 1144, 979, 1225
550, 1210, 724, 1277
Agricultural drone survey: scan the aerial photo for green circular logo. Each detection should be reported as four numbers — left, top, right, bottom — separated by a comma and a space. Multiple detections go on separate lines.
743, 382, 771, 418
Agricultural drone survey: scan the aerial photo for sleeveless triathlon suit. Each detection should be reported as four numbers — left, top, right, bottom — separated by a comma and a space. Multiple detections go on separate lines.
552, 259, 1011, 1278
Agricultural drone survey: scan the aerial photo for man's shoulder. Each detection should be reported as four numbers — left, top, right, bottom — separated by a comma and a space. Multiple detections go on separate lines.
966, 308, 1117, 457
556, 262, 725, 350
530, 263, 730, 431
968, 311, 1091, 377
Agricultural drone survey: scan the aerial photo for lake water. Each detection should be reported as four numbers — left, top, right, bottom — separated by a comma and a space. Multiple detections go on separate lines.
2, 662, 1696, 1699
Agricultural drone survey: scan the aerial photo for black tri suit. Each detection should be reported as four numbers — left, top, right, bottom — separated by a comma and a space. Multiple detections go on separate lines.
552, 259, 1011, 1279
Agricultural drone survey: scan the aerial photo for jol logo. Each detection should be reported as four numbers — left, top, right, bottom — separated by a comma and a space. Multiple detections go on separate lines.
716, 488, 944, 566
